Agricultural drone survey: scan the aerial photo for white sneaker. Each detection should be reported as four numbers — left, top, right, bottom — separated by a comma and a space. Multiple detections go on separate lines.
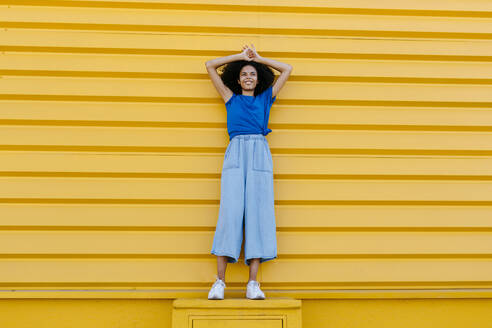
246, 280, 265, 300
208, 276, 226, 300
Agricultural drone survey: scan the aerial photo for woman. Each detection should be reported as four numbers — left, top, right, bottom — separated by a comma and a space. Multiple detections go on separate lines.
205, 44, 292, 300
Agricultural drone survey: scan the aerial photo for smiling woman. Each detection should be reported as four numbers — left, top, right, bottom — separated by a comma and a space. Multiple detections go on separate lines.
204, 45, 292, 300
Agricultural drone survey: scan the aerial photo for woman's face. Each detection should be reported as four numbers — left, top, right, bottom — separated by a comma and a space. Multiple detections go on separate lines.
237, 65, 258, 92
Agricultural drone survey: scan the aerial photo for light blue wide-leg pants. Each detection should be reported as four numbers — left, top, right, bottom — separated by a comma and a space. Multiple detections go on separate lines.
210, 133, 277, 266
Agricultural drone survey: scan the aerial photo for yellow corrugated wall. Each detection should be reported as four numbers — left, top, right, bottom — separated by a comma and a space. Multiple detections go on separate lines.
1, 0, 492, 327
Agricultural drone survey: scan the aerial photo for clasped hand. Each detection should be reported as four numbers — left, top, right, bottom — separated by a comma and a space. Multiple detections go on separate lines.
240, 44, 262, 62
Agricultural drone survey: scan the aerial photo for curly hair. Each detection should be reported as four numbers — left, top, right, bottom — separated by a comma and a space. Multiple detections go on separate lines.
218, 60, 275, 96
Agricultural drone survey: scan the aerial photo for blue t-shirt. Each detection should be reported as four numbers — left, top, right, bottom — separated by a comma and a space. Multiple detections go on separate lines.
225, 85, 276, 140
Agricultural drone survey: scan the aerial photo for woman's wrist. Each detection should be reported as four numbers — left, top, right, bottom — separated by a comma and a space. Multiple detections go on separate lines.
253, 54, 263, 62
206, 53, 243, 69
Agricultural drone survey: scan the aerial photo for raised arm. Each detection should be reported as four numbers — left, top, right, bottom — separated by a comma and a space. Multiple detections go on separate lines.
205, 49, 251, 103
248, 44, 293, 99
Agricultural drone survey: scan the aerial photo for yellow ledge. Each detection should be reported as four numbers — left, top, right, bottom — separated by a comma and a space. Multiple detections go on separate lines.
173, 297, 301, 308
0, 289, 491, 299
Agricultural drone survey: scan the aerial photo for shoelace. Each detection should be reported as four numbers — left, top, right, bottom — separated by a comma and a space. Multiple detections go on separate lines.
248, 280, 260, 286
247, 281, 261, 291
213, 277, 225, 288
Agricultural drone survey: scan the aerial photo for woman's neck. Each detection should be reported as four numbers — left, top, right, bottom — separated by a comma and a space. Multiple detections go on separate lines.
242, 90, 255, 97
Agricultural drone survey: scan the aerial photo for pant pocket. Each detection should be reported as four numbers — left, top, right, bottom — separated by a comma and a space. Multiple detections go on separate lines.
222, 139, 240, 170
252, 140, 273, 173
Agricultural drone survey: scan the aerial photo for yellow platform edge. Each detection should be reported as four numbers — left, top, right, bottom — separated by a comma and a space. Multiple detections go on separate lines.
1, 289, 491, 299
173, 297, 302, 308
